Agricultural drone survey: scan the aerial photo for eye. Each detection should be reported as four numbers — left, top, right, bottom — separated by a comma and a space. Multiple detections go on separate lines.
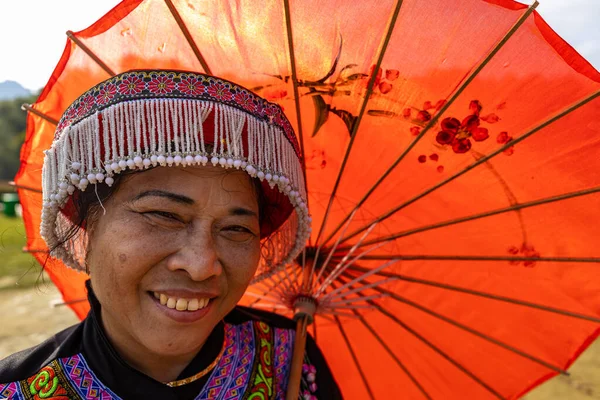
142, 211, 182, 222
220, 225, 257, 242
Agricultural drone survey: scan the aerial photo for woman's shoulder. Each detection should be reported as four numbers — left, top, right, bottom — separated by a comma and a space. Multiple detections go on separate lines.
0, 322, 83, 384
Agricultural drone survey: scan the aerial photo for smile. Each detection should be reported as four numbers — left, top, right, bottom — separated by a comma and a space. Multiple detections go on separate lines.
152, 292, 211, 312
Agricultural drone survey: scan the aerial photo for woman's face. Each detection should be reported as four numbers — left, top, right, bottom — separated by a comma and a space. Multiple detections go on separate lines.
87, 165, 261, 361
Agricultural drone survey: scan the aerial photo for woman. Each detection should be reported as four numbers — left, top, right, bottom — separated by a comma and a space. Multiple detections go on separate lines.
0, 70, 341, 399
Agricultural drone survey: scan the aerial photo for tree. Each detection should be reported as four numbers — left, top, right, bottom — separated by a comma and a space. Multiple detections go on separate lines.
0, 94, 37, 181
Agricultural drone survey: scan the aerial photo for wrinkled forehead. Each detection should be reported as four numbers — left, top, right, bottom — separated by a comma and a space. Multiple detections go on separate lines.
115, 166, 260, 212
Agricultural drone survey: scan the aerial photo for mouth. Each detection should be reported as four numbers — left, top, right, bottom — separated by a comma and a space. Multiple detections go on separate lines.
150, 291, 213, 312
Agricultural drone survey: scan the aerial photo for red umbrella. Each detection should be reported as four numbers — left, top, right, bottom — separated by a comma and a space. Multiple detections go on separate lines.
15, 0, 600, 398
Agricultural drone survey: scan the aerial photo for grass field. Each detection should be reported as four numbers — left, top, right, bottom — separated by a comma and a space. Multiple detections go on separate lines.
0, 214, 42, 290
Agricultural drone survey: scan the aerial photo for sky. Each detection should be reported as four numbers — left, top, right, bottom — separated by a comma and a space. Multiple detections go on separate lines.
0, 0, 599, 92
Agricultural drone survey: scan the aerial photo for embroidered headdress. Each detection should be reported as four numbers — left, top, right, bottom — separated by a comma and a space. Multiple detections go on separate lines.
41, 70, 310, 281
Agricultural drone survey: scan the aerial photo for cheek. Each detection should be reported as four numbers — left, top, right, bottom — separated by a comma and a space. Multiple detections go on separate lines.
221, 240, 261, 287
88, 214, 163, 303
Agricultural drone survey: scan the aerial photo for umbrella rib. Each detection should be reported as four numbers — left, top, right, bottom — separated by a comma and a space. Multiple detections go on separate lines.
372, 299, 505, 399
312, 0, 405, 249
346, 265, 600, 324
338, 88, 600, 246
333, 316, 376, 400
329, 280, 433, 399
338, 186, 600, 251
319, 2, 540, 248
354, 312, 433, 400
164, 0, 212, 75
353, 255, 600, 263
66, 31, 115, 77
21, 104, 59, 125
9, 181, 43, 194
364, 280, 570, 376
282, 0, 310, 207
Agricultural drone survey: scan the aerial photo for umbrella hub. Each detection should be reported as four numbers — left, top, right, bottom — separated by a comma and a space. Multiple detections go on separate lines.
292, 296, 317, 325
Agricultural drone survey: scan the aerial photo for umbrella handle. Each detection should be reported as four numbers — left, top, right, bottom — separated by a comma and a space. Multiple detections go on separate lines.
286, 316, 308, 400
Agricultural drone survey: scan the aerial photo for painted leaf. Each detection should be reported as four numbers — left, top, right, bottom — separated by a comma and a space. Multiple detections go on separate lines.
311, 95, 330, 137
367, 109, 397, 117
331, 107, 357, 136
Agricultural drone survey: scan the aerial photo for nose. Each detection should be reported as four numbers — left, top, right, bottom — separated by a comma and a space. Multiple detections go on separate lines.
166, 224, 223, 281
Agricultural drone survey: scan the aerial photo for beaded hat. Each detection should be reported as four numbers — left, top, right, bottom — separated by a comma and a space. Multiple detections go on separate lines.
41, 70, 310, 281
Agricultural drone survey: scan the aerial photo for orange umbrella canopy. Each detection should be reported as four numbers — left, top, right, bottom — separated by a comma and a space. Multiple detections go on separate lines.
15, 0, 600, 398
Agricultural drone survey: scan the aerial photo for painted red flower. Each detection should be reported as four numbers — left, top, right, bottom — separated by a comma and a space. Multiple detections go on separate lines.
234, 91, 256, 113
402, 108, 412, 118
452, 138, 472, 153
507, 243, 540, 267
96, 83, 117, 105
461, 114, 480, 133
441, 117, 460, 133
177, 77, 205, 96
496, 131, 512, 144
481, 113, 500, 123
368, 65, 382, 87
416, 110, 431, 123
472, 127, 489, 142
379, 82, 393, 94
207, 82, 233, 101
119, 75, 145, 95
436, 130, 455, 145
410, 126, 421, 136
147, 75, 176, 94
435, 99, 447, 111
469, 100, 482, 115
385, 69, 399, 81
263, 88, 287, 100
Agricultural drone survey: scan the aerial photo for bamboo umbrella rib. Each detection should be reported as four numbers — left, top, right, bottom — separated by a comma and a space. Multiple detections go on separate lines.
338, 89, 600, 245
313, 0, 406, 248
163, 0, 212, 75
336, 271, 570, 375
10, 180, 43, 194
372, 300, 505, 399
282, 0, 310, 206
21, 104, 59, 126
309, 209, 358, 292
334, 316, 376, 400
66, 31, 115, 77
345, 266, 600, 324
319, 2, 540, 247
351, 255, 600, 263
329, 280, 433, 400
338, 186, 600, 251
371, 283, 569, 375
354, 312, 433, 400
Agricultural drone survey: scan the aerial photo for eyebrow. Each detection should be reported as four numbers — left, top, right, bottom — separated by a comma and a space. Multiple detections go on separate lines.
131, 190, 259, 218
230, 207, 258, 219
132, 190, 195, 205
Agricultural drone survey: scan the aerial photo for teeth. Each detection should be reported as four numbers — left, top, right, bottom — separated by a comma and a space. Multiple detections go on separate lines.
166, 297, 176, 309
188, 298, 199, 311
153, 292, 210, 312
176, 298, 188, 311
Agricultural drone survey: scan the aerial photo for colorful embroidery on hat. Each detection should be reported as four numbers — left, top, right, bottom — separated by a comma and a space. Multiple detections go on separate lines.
55, 71, 299, 157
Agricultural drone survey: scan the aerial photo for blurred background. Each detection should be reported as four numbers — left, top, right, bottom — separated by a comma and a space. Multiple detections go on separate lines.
0, 1, 598, 398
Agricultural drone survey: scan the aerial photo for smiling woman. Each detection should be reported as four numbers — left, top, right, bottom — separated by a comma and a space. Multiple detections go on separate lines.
0, 71, 341, 399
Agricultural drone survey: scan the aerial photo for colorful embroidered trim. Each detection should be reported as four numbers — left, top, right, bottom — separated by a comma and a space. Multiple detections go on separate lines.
1, 321, 299, 400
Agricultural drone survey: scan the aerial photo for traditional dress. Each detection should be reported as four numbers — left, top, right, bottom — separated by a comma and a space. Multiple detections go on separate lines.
0, 283, 342, 400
